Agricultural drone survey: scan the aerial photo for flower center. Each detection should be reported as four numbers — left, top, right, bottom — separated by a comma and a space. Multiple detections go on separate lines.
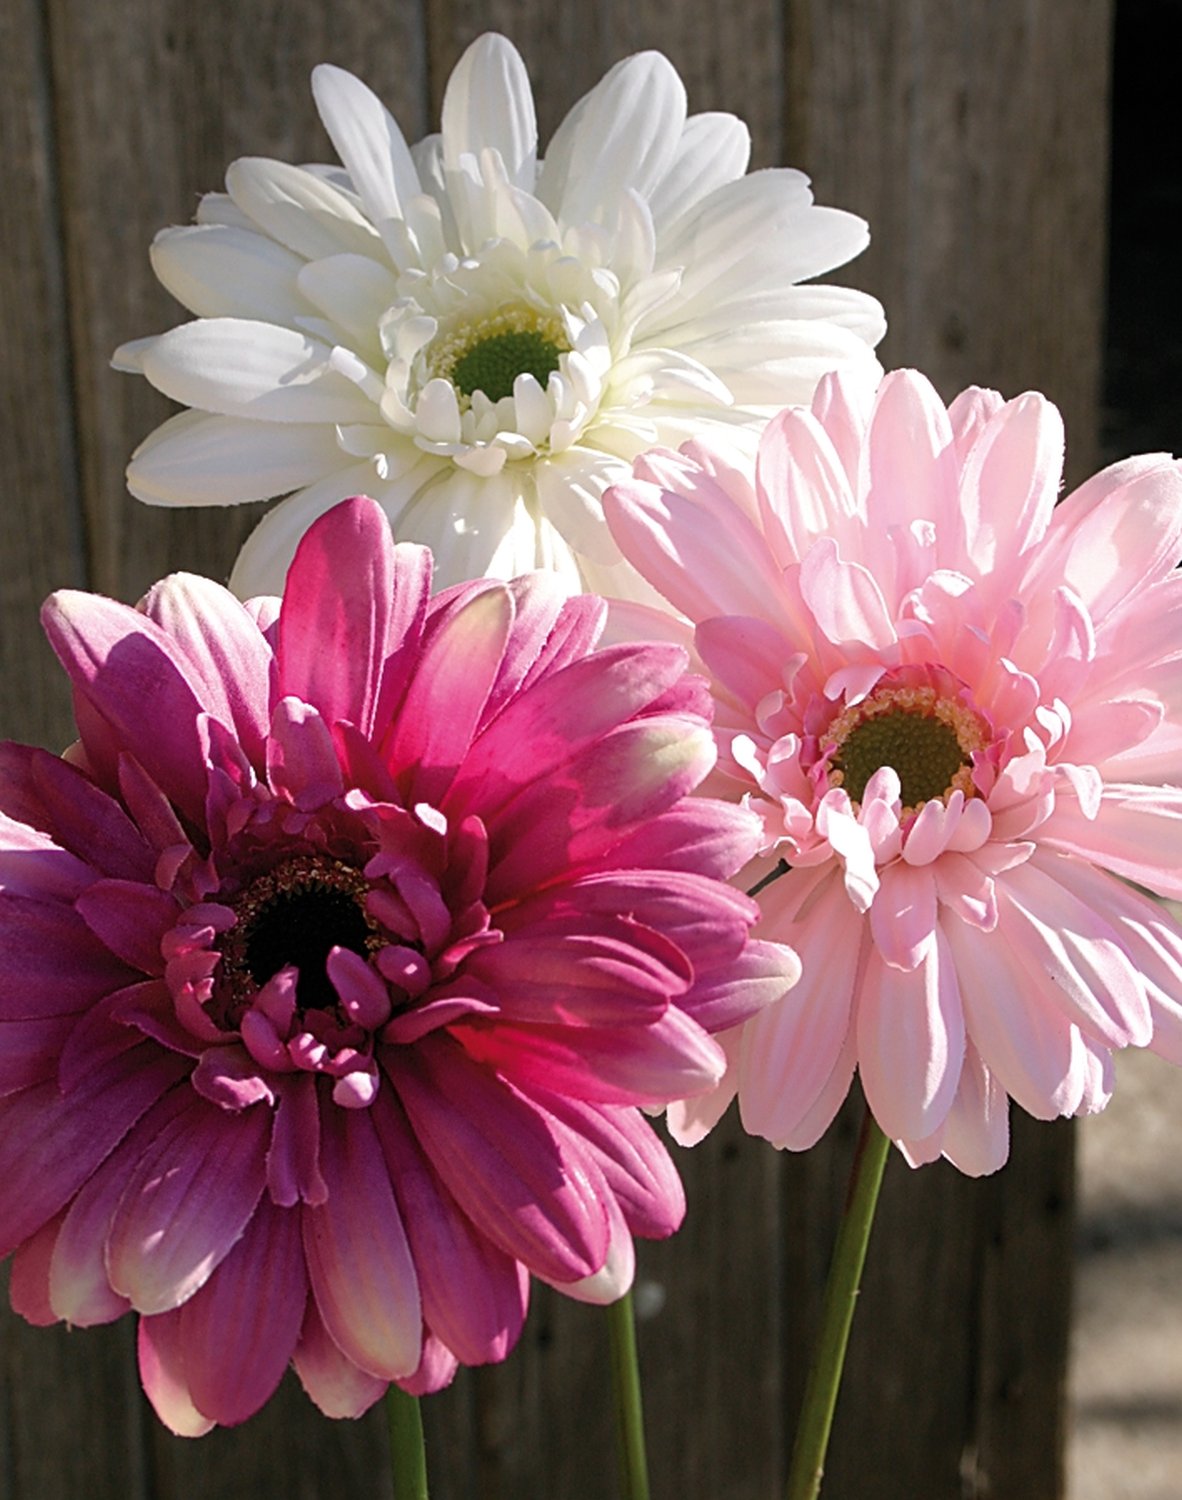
220, 854, 379, 1014
826, 681, 990, 812
429, 306, 569, 405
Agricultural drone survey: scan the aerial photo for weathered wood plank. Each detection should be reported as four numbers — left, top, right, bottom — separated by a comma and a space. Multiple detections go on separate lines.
0, 0, 89, 753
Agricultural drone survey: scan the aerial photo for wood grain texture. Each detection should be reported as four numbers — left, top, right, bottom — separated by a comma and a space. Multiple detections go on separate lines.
0, 2, 1112, 1496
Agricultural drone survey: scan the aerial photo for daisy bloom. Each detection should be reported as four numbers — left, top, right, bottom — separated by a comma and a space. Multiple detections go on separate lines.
0, 496, 796, 1433
114, 32, 884, 600
604, 367, 1182, 1175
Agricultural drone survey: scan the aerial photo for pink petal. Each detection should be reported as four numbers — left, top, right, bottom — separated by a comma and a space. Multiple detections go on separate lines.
278, 496, 398, 738
178, 1198, 307, 1425
999, 858, 1150, 1050
868, 862, 937, 970
863, 370, 959, 549
736, 871, 861, 1144
959, 391, 1063, 577
302, 1104, 422, 1380
389, 1033, 609, 1283
106, 1093, 270, 1313
799, 535, 895, 651
943, 912, 1081, 1120
1040, 784, 1182, 900
266, 697, 344, 808
856, 927, 965, 1141
939, 1043, 1011, 1176
756, 404, 859, 565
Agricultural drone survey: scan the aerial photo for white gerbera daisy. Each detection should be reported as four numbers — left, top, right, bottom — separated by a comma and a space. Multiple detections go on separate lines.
115, 33, 886, 598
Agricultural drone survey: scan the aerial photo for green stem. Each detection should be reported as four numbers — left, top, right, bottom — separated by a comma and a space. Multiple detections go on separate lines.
387, 1384, 430, 1500
607, 1289, 652, 1500
785, 1108, 891, 1500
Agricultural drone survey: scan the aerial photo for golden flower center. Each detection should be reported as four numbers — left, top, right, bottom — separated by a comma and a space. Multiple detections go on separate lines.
429, 306, 570, 405
219, 854, 380, 1016
826, 682, 990, 813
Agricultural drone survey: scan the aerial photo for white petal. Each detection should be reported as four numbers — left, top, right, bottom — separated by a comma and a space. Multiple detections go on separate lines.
140, 319, 377, 424
310, 65, 421, 231
393, 468, 529, 585
647, 112, 751, 233
537, 52, 687, 227
150, 224, 309, 323
296, 254, 398, 353
441, 34, 538, 191
226, 157, 382, 261
533, 449, 628, 566
126, 410, 345, 506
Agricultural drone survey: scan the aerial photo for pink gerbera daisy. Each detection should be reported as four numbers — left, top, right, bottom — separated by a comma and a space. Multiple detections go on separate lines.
0, 496, 795, 1433
605, 368, 1182, 1175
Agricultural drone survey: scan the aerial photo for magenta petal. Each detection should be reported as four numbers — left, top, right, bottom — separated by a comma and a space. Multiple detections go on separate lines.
527, 1092, 685, 1240
267, 1075, 328, 1208
293, 1299, 386, 1419
40, 591, 217, 822
385, 584, 514, 806
0, 1014, 75, 1097
389, 1033, 609, 1283
140, 573, 273, 769
572, 798, 763, 881
454, 1007, 725, 1107
0, 892, 137, 1018
0, 810, 94, 901
483, 717, 716, 901
372, 1090, 528, 1366
267, 698, 344, 808
279, 496, 397, 738
0, 1044, 188, 1257
462, 920, 690, 1026
75, 879, 178, 975
9, 1213, 62, 1326
443, 642, 692, 820
106, 1093, 270, 1313
302, 1104, 422, 1380
29, 749, 156, 880
178, 1199, 307, 1426
679, 939, 801, 1033
137, 1310, 215, 1437
395, 1331, 460, 1396
49, 1088, 191, 1327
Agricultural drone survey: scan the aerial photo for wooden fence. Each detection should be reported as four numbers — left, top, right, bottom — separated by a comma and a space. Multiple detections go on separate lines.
0, 2, 1113, 1496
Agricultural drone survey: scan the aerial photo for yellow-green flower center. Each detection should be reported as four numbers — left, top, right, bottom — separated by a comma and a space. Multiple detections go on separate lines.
826, 682, 989, 812
430, 307, 570, 405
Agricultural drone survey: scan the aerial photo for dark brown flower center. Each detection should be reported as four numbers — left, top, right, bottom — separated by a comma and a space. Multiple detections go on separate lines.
221, 854, 378, 1014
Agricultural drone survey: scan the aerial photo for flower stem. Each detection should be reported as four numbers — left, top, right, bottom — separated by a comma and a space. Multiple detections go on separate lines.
607, 1289, 652, 1500
387, 1384, 430, 1500
785, 1107, 891, 1500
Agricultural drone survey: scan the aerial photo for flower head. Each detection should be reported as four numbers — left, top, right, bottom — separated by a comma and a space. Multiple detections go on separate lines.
605, 368, 1182, 1174
0, 497, 795, 1432
114, 33, 883, 600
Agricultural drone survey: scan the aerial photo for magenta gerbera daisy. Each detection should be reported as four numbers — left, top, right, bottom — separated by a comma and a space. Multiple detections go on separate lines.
0, 497, 795, 1433
605, 367, 1182, 1175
